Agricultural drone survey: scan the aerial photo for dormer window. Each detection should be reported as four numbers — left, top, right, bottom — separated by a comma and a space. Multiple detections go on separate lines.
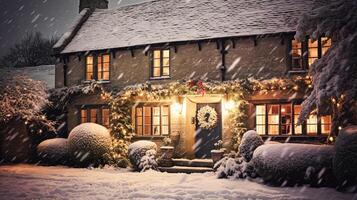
85, 54, 110, 81
151, 49, 170, 78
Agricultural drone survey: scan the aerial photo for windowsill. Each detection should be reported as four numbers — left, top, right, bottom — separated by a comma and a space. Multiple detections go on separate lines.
133, 135, 168, 140
149, 76, 171, 80
288, 70, 308, 75
83, 80, 111, 84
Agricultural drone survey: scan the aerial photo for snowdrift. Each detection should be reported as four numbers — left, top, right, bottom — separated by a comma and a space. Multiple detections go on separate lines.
37, 138, 69, 165
238, 130, 264, 162
128, 140, 157, 171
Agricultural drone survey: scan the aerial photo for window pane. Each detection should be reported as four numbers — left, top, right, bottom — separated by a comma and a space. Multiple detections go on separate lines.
153, 107, 160, 115
321, 37, 332, 56
153, 50, 161, 59
103, 72, 110, 80
153, 68, 161, 77
308, 39, 318, 66
256, 125, 265, 135
137, 117, 143, 125
154, 59, 161, 68
291, 39, 302, 70
321, 115, 331, 134
307, 114, 318, 135
153, 126, 160, 135
294, 105, 302, 134
144, 125, 151, 135
162, 106, 169, 115
137, 125, 143, 135
144, 107, 151, 116
86, 56, 93, 65
280, 104, 292, 135
256, 105, 265, 115
102, 108, 110, 127
162, 116, 169, 125
153, 116, 160, 125
163, 50, 170, 58
97, 55, 102, 64
81, 109, 87, 123
103, 63, 110, 71
136, 108, 143, 116
256, 116, 265, 125
162, 126, 169, 135
268, 105, 279, 135
163, 67, 170, 76
90, 109, 97, 123
103, 54, 110, 63
163, 58, 170, 67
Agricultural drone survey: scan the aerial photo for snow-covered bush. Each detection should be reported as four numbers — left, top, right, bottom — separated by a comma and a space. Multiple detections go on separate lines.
68, 123, 111, 167
138, 149, 158, 172
333, 126, 357, 187
37, 138, 69, 165
0, 69, 53, 129
238, 130, 264, 162
128, 140, 157, 171
251, 144, 334, 186
214, 152, 255, 179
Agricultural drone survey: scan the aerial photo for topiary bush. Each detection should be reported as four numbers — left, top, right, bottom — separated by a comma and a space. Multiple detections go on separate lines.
251, 143, 334, 186
333, 126, 357, 188
128, 140, 157, 171
238, 130, 264, 162
68, 123, 111, 167
37, 138, 69, 165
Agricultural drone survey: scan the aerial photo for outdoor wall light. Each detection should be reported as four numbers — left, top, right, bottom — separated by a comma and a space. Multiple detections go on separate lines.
172, 102, 183, 114
224, 100, 235, 111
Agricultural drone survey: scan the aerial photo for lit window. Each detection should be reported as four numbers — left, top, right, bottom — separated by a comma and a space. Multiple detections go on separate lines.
291, 39, 303, 70
280, 104, 292, 135
86, 56, 94, 80
152, 49, 170, 78
80, 106, 110, 127
293, 105, 302, 134
256, 105, 266, 135
267, 105, 279, 135
255, 103, 331, 135
321, 37, 332, 56
136, 105, 170, 136
85, 54, 110, 81
321, 115, 332, 134
308, 39, 319, 66
98, 54, 110, 81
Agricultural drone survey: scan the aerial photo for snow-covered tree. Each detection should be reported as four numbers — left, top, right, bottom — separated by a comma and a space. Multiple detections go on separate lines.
0, 69, 53, 129
296, 0, 357, 131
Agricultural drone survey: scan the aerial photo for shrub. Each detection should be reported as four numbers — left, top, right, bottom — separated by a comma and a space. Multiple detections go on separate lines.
37, 138, 69, 165
138, 149, 158, 172
333, 126, 357, 187
251, 143, 334, 186
214, 152, 254, 179
238, 130, 264, 162
128, 140, 157, 171
68, 123, 111, 167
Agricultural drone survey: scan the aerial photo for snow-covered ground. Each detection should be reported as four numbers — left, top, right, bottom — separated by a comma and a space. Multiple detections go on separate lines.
0, 165, 355, 200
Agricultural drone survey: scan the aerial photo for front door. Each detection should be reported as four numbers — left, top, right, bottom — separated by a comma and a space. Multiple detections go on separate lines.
194, 103, 222, 158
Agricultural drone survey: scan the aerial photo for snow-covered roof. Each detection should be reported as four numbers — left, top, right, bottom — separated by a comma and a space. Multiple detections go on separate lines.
59, 0, 321, 54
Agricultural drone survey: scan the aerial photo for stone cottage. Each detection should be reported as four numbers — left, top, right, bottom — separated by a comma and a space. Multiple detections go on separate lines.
53, 0, 332, 159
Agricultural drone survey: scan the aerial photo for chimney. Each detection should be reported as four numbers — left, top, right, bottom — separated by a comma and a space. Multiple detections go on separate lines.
79, 0, 109, 13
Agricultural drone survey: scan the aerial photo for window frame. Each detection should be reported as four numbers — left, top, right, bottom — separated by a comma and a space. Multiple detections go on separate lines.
135, 104, 171, 137
289, 36, 332, 72
78, 104, 110, 128
85, 53, 111, 81
254, 102, 331, 136
150, 48, 171, 79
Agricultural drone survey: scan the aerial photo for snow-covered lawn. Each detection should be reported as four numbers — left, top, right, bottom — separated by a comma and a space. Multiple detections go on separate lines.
0, 165, 355, 200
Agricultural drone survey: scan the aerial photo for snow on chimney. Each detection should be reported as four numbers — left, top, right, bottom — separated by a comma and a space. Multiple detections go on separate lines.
79, 0, 109, 13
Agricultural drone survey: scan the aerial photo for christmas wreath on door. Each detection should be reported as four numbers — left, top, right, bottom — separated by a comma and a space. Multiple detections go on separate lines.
197, 105, 218, 130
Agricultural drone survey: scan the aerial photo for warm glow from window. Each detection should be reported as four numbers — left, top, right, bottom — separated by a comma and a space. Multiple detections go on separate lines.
308, 39, 319, 66
256, 105, 266, 135
294, 105, 302, 134
321, 115, 331, 134
102, 108, 110, 127
291, 39, 302, 70
98, 54, 110, 81
152, 49, 170, 77
307, 114, 318, 135
321, 37, 332, 56
86, 56, 94, 80
268, 105, 279, 135
136, 105, 170, 136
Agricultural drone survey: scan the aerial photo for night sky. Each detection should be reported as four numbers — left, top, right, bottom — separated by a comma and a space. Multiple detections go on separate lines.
0, 0, 148, 57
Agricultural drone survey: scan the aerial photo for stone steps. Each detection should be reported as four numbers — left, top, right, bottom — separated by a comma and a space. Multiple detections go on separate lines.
172, 158, 214, 168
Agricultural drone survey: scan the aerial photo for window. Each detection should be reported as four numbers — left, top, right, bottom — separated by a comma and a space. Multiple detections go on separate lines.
135, 105, 170, 136
255, 103, 331, 135
291, 39, 303, 70
152, 49, 170, 78
85, 54, 110, 81
80, 106, 110, 127
290, 37, 332, 71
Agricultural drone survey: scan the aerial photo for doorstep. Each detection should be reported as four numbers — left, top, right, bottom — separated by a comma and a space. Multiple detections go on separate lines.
158, 158, 214, 174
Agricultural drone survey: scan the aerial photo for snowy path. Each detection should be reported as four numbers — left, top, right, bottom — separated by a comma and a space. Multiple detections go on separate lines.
0, 165, 355, 200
